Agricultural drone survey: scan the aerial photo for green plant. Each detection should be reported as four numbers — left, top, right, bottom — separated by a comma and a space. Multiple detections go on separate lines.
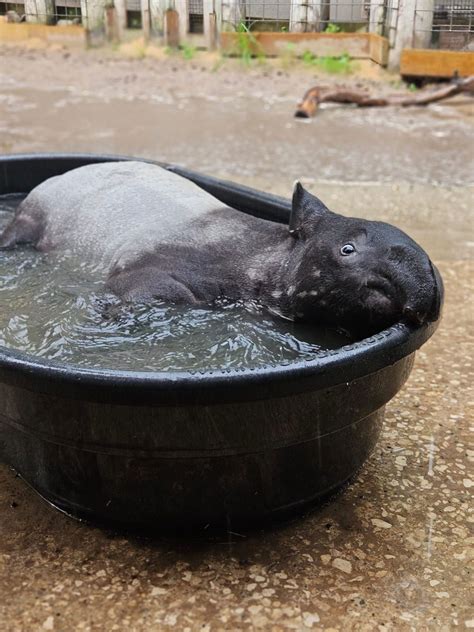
408, 82, 418, 92
302, 50, 317, 66
280, 41, 297, 68
301, 50, 352, 74
317, 52, 351, 73
325, 22, 342, 33
235, 21, 266, 65
180, 43, 196, 60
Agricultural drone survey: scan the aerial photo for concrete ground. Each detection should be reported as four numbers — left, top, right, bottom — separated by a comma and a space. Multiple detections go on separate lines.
0, 45, 473, 631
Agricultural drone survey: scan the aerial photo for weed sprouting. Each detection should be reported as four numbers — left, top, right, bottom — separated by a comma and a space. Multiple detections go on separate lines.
180, 43, 197, 60
281, 41, 297, 68
302, 50, 352, 74
325, 23, 342, 33
302, 50, 316, 66
235, 22, 266, 65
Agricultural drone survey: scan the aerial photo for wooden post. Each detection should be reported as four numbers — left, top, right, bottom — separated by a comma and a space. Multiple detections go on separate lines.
369, 0, 385, 35
114, 0, 127, 38
214, 0, 222, 38
81, 0, 107, 40
105, 5, 120, 41
290, 0, 328, 33
389, 0, 416, 69
384, 0, 399, 47
389, 0, 433, 69
312, 0, 330, 32
164, 8, 180, 47
148, 0, 164, 37
175, 0, 188, 42
24, 0, 55, 24
413, 0, 434, 50
289, 0, 307, 33
203, 0, 217, 49
206, 12, 218, 50
221, 0, 241, 31
142, 0, 151, 43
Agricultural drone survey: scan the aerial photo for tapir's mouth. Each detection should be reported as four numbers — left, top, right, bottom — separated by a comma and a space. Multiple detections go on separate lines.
403, 306, 426, 326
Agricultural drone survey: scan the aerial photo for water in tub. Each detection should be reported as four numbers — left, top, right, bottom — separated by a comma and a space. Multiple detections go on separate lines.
0, 194, 348, 372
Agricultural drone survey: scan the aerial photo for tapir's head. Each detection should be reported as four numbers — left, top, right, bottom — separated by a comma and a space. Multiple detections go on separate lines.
284, 183, 443, 338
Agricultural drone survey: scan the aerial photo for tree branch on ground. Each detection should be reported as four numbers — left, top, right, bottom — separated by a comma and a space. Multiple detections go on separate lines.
294, 76, 474, 118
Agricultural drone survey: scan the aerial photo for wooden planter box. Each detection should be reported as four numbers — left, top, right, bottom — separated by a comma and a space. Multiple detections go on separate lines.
0, 20, 85, 46
220, 32, 389, 66
400, 49, 474, 78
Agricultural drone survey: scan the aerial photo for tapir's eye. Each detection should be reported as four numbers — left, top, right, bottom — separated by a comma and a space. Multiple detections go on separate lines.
340, 244, 356, 256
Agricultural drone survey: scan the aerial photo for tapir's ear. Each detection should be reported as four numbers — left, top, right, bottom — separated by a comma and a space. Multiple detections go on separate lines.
289, 181, 329, 237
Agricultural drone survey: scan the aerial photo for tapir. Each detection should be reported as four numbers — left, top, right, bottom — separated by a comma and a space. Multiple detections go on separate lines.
0, 161, 443, 338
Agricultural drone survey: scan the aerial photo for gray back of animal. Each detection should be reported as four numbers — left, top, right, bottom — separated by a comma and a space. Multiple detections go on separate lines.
14, 162, 236, 272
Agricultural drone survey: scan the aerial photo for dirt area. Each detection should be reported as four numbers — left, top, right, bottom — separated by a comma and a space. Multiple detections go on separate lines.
0, 43, 473, 631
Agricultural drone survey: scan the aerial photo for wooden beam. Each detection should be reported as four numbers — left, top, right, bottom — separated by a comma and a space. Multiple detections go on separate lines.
400, 49, 474, 78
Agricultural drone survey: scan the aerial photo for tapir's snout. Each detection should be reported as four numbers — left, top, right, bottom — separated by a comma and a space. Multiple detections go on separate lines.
428, 261, 444, 322
402, 260, 444, 327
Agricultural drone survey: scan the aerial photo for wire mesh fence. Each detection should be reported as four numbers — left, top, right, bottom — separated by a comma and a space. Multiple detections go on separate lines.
0, 0, 149, 29
188, 0, 204, 33
1, 0, 473, 55
239, 1, 291, 31
223, 0, 400, 35
0, 0, 84, 24
414, 0, 474, 50
372, 0, 399, 46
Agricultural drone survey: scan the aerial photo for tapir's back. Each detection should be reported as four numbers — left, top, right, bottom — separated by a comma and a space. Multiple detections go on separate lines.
19, 162, 230, 271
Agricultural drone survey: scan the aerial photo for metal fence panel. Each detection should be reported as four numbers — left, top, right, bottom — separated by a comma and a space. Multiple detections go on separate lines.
225, 0, 397, 33
414, 0, 474, 50
0, 0, 82, 24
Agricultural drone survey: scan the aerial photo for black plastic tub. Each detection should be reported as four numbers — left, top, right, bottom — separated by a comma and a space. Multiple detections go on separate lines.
0, 154, 441, 532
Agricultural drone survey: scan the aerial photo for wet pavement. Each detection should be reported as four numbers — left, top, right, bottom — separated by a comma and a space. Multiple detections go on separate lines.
0, 45, 473, 631
1, 50, 473, 188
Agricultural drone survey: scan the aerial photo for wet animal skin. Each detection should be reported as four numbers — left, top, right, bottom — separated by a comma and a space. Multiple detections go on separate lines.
0, 161, 443, 338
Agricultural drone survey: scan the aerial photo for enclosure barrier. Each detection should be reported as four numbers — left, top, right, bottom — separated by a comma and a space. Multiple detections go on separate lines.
220, 31, 389, 64
223, 0, 394, 33
399, 0, 474, 76
1, 0, 473, 73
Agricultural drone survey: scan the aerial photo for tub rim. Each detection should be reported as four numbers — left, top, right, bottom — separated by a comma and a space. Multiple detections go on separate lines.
0, 152, 440, 404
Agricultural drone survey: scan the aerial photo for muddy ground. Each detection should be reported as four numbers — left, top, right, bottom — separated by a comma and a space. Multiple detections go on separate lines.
0, 44, 473, 631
